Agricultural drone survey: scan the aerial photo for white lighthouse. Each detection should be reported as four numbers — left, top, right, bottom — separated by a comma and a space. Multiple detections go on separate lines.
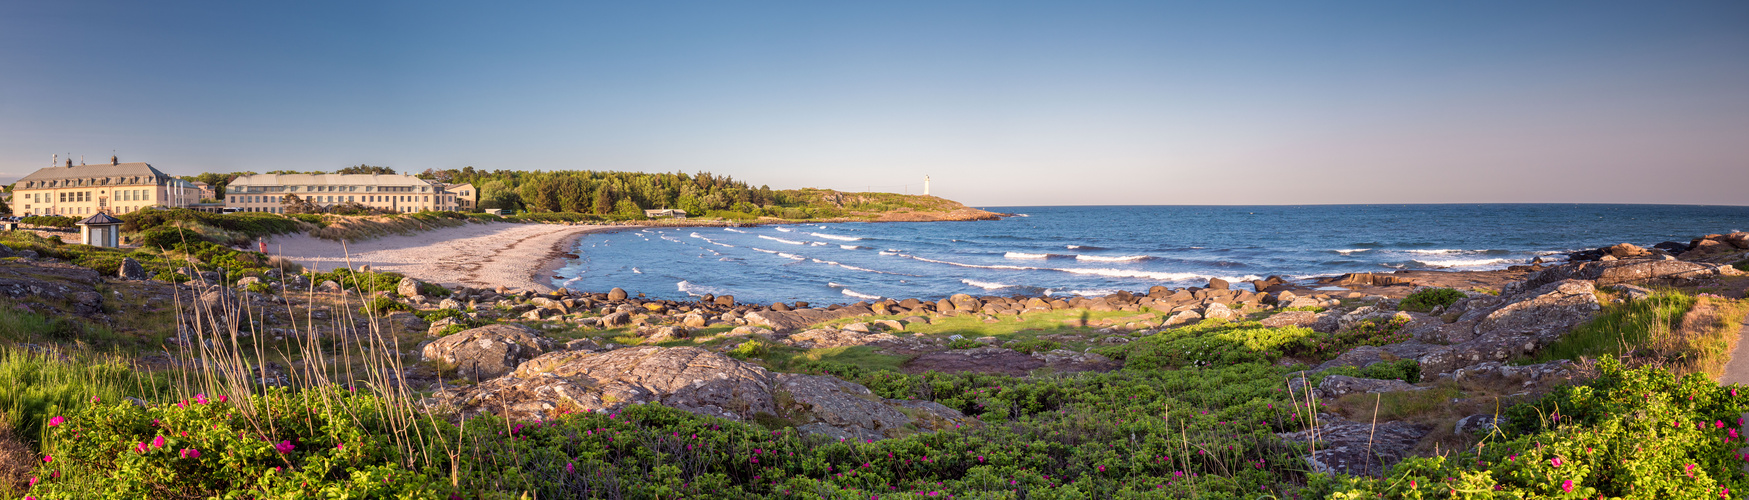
924, 175, 931, 196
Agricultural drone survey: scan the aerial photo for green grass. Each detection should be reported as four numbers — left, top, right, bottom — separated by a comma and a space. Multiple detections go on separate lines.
0, 346, 170, 447
1531, 290, 1696, 364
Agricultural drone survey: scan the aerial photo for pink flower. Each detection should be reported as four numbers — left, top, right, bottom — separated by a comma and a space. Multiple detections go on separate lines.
91, 396, 100, 403
180, 448, 201, 459
42, 455, 52, 463
1562, 480, 1573, 493
218, 395, 228, 403
48, 416, 65, 427
565, 462, 575, 473
1550, 457, 1563, 467
152, 435, 166, 448
28, 477, 37, 487
336, 442, 345, 451
1718, 420, 1727, 429
275, 440, 295, 454
134, 442, 148, 453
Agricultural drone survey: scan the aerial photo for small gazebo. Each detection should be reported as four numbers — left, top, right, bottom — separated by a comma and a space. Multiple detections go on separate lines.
78, 212, 124, 248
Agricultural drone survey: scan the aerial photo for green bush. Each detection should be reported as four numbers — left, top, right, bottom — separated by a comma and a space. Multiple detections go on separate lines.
1005, 338, 1061, 354
119, 208, 300, 237
1322, 358, 1749, 497
728, 339, 771, 358
1734, 258, 1748, 272
358, 296, 410, 315
946, 338, 982, 349
1318, 359, 1422, 384
1399, 287, 1466, 312
20, 215, 78, 228
0, 347, 170, 449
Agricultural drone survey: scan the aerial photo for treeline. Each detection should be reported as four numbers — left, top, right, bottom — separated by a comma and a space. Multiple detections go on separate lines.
417, 167, 816, 217
180, 165, 394, 199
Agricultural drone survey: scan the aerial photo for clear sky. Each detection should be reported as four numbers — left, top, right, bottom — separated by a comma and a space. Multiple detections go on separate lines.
2, 1, 1746, 206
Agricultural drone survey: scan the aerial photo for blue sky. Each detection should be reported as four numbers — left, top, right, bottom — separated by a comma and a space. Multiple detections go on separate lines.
2, 1, 1746, 206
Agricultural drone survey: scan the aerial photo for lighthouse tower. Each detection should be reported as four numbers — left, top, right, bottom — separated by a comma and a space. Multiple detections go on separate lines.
924, 175, 931, 196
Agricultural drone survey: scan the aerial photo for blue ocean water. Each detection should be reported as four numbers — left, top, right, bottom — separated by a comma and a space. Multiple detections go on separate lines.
550, 204, 1749, 305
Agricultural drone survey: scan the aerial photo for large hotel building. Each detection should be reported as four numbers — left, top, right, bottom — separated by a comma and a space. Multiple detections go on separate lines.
225, 173, 475, 214
12, 157, 204, 216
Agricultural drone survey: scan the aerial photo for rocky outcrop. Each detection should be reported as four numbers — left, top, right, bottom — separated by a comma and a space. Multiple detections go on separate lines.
434, 346, 967, 440
1474, 280, 1599, 340
782, 329, 897, 349
420, 324, 555, 380
745, 305, 875, 333
396, 277, 425, 297
1507, 259, 1726, 294
1317, 375, 1416, 398
1279, 413, 1431, 477
118, 257, 148, 280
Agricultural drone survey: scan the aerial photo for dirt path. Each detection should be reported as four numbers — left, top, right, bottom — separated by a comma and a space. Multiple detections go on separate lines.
1720, 312, 1749, 385
267, 222, 633, 292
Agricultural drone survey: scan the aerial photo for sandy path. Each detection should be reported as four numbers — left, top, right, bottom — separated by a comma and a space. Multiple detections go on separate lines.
266, 222, 633, 292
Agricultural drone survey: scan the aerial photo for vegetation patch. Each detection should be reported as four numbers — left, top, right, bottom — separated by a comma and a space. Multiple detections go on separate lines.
1399, 287, 1466, 312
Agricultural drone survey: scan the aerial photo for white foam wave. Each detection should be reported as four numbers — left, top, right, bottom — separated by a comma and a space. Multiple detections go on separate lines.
749, 247, 779, 254
723, 228, 746, 233
1075, 254, 1151, 262
1005, 252, 1052, 260
1334, 248, 1371, 255
676, 280, 724, 297
809, 241, 828, 246
841, 288, 881, 300
1414, 258, 1516, 268
632, 267, 642, 274
759, 235, 805, 245
777, 252, 805, 260
879, 251, 898, 256
961, 279, 1013, 290
907, 253, 1261, 282
1045, 289, 1119, 297
1404, 249, 1465, 255
809, 232, 861, 241
774, 227, 793, 232
840, 244, 866, 250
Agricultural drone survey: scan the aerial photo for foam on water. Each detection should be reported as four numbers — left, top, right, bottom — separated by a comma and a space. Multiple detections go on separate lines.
677, 280, 724, 297
759, 235, 805, 245
774, 227, 794, 232
1075, 254, 1151, 262
840, 288, 881, 300
1004, 252, 1052, 260
723, 228, 746, 233
810, 232, 861, 241
961, 279, 1013, 290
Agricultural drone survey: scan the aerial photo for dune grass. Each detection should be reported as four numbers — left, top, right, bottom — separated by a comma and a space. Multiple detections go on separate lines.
1529, 289, 1748, 377
0, 346, 171, 448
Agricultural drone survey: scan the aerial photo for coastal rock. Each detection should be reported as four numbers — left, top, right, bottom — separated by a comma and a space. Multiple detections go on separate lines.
1206, 278, 1230, 290
1201, 302, 1235, 320
235, 276, 261, 289
1475, 280, 1599, 340
427, 317, 462, 336
1602, 243, 1651, 259
599, 311, 632, 328
714, 295, 735, 307
396, 277, 424, 297
316, 280, 343, 294
117, 257, 148, 280
1726, 232, 1749, 249
949, 293, 982, 313
1032, 349, 1119, 372
420, 324, 554, 381
1162, 310, 1202, 326
1604, 283, 1653, 301
607, 287, 628, 301
439, 298, 463, 310
1318, 375, 1416, 398
1260, 310, 1319, 328
783, 329, 897, 349
1454, 414, 1502, 435
1313, 343, 1441, 373
1451, 361, 1575, 389
435, 346, 965, 440
745, 306, 874, 333
1278, 413, 1431, 477
0, 244, 11, 258
645, 326, 689, 343
1507, 259, 1721, 294
905, 347, 1044, 376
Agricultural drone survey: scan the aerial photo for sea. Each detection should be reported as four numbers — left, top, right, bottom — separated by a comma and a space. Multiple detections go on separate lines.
549, 204, 1749, 305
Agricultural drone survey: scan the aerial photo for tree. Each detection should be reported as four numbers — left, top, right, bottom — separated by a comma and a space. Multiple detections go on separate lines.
0, 197, 9, 216
336, 164, 395, 175
478, 180, 520, 211
281, 194, 318, 214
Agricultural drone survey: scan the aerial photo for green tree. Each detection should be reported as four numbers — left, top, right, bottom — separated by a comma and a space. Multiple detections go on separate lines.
478, 180, 520, 211
336, 164, 395, 175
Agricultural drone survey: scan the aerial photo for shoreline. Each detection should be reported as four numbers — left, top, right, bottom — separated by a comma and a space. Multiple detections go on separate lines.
268, 222, 635, 292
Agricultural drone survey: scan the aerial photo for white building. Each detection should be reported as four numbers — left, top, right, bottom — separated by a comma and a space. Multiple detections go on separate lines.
225, 173, 464, 214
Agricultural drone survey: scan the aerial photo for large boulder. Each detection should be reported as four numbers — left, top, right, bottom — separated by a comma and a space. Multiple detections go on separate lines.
1474, 280, 1599, 340
435, 346, 968, 439
607, 287, 628, 301
396, 277, 424, 297
117, 257, 148, 280
1318, 375, 1416, 398
1601, 243, 1651, 259
1278, 413, 1431, 477
420, 324, 554, 381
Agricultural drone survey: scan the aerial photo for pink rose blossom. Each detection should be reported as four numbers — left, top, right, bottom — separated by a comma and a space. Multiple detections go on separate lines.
1562, 480, 1574, 493
48, 416, 65, 427
275, 440, 295, 454
152, 435, 166, 448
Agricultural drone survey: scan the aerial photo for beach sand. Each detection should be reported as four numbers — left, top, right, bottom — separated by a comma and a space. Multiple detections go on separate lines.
267, 222, 631, 292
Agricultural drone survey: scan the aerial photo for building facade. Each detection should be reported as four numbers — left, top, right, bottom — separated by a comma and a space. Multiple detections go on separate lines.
12, 157, 203, 216
445, 183, 478, 211
225, 173, 464, 214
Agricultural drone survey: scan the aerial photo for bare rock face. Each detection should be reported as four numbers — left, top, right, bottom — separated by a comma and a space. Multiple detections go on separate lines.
645, 326, 689, 343
118, 257, 148, 280
1279, 413, 1431, 477
745, 305, 875, 333
1507, 259, 1722, 294
1451, 361, 1575, 390
607, 287, 628, 301
599, 311, 632, 328
1317, 375, 1416, 398
1259, 310, 1319, 328
435, 346, 967, 440
420, 324, 555, 381
1475, 280, 1600, 340
782, 329, 897, 349
1602, 243, 1651, 258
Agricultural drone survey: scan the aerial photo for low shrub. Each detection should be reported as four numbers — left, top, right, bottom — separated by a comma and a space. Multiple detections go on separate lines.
358, 296, 410, 315
946, 338, 982, 349
728, 339, 772, 358
1399, 287, 1466, 312
1319, 359, 1422, 384
19, 216, 76, 228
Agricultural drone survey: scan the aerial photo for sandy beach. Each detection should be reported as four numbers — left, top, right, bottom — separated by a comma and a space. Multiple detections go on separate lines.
267, 222, 632, 292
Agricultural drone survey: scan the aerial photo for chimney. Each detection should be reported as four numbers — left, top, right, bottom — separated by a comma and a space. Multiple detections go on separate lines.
66, 158, 73, 168
111, 155, 118, 166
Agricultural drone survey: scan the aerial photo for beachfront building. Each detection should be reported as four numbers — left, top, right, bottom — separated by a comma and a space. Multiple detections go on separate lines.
445, 183, 478, 211
644, 208, 688, 219
12, 156, 204, 216
225, 173, 465, 214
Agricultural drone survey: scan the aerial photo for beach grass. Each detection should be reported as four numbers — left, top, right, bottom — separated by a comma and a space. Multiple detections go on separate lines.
1527, 289, 1749, 376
